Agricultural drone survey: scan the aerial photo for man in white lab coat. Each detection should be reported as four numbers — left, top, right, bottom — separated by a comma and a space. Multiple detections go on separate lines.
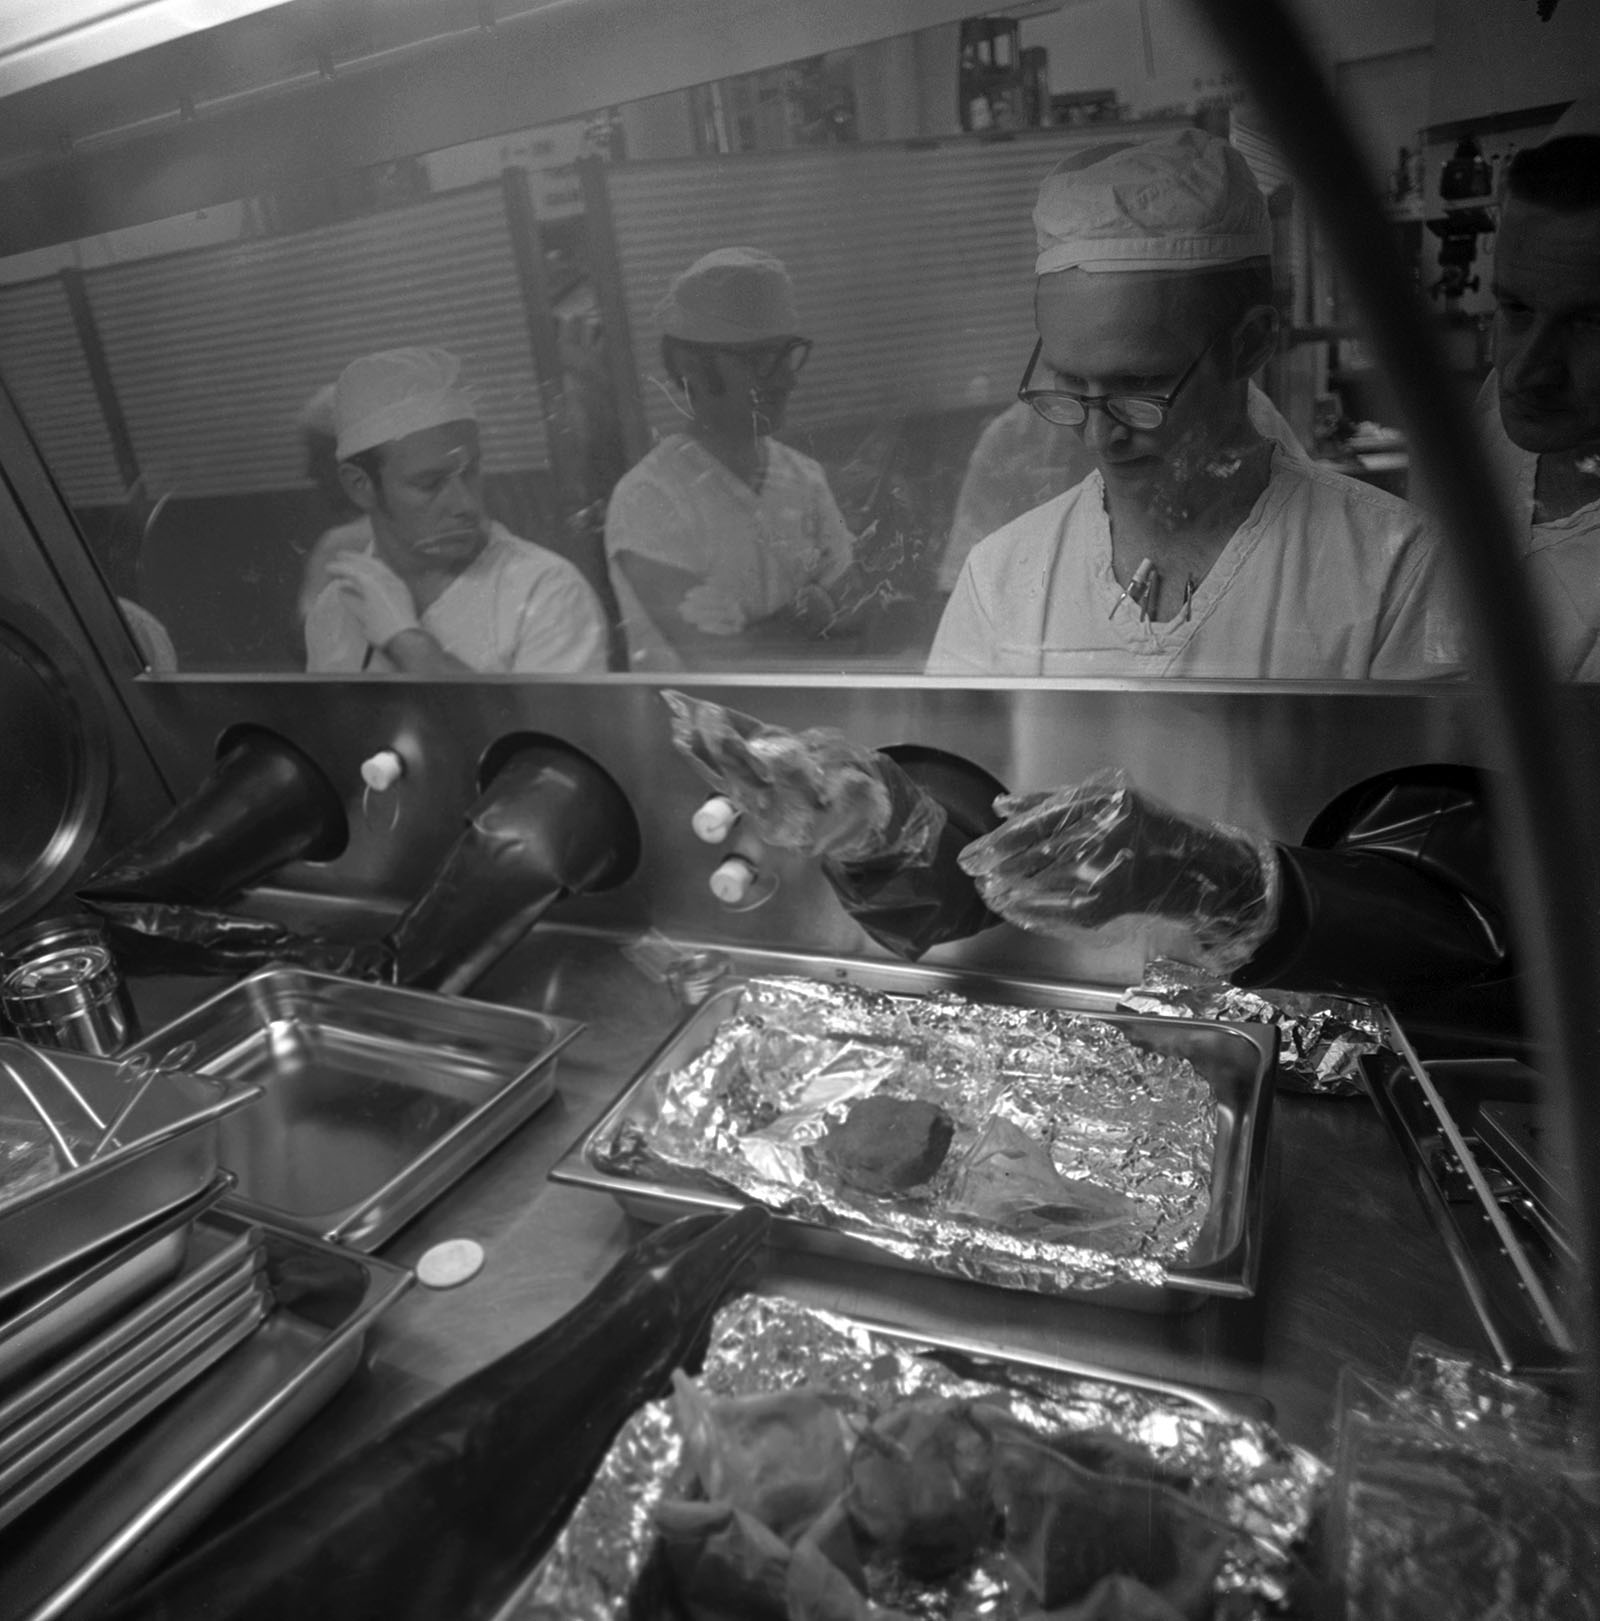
929, 129, 1464, 680
603, 248, 859, 671
1471, 95, 1600, 679
304, 346, 608, 675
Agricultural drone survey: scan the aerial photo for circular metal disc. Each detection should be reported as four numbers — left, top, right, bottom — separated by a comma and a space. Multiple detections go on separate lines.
416, 1238, 485, 1289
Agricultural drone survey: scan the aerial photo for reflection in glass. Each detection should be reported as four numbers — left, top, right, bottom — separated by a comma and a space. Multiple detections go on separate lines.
300, 347, 609, 676
0, 3, 1588, 678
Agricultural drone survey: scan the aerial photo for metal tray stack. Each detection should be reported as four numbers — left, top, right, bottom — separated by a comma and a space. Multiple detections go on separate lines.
0, 1215, 270, 1534
0, 967, 571, 1615
0, 1033, 272, 1540
0, 1215, 411, 1621
0, 1039, 260, 1305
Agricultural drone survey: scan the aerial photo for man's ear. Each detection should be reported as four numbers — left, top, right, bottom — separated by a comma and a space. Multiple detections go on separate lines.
338, 459, 378, 513
1228, 304, 1281, 378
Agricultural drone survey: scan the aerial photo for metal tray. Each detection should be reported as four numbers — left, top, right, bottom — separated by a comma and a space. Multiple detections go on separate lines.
125, 968, 584, 1250
551, 964, 1276, 1313
509, 1294, 1312, 1621
0, 1177, 230, 1395
0, 1224, 263, 1450
1363, 1050, 1579, 1377
0, 1275, 269, 1526
0, 1217, 412, 1621
0, 1044, 260, 1307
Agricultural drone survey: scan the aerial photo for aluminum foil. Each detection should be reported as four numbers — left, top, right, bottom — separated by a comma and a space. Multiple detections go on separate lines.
1119, 957, 1384, 1097
1331, 1341, 1597, 1618
596, 977, 1218, 1296
518, 1293, 1326, 1620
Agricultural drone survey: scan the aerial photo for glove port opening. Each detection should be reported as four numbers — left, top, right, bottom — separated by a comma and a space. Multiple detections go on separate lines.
879, 744, 1008, 838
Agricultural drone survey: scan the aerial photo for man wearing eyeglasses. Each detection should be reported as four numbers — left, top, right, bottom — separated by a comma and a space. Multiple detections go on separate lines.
928, 129, 1463, 679
603, 247, 859, 670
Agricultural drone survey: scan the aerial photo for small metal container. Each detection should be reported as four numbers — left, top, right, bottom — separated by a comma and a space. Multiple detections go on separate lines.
0, 919, 137, 1057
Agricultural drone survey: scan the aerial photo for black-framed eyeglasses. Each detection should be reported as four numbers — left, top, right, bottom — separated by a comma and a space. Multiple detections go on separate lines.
1017, 325, 1226, 430
709, 337, 814, 382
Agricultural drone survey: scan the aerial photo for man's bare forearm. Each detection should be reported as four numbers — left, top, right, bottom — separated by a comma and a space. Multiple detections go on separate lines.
382, 628, 475, 674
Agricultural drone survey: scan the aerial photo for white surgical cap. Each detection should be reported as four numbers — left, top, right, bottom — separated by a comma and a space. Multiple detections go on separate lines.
334, 346, 478, 461
657, 247, 800, 344
1033, 128, 1272, 277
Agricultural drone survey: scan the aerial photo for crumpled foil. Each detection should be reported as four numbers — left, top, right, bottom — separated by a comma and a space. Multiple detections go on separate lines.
595, 977, 1220, 1297
518, 1293, 1326, 1620
1119, 957, 1385, 1097
1331, 1339, 1598, 1618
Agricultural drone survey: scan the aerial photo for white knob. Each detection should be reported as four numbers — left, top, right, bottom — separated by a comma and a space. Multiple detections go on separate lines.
691, 796, 739, 844
360, 749, 405, 792
709, 855, 758, 905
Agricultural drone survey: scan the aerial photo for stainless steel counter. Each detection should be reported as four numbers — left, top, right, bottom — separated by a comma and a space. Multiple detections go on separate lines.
126, 922, 1490, 1556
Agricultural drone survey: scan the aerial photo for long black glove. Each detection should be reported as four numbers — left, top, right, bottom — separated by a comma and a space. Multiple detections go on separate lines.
1232, 765, 1511, 1010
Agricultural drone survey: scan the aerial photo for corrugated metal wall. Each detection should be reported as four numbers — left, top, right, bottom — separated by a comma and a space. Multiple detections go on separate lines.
0, 181, 549, 504
0, 278, 125, 503
601, 127, 1187, 447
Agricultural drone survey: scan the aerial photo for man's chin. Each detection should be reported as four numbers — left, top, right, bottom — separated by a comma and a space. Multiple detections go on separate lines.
1499, 400, 1599, 456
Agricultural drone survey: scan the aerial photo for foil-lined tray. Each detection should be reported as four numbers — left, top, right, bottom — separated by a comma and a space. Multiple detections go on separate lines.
553, 967, 1275, 1312
515, 1293, 1325, 1621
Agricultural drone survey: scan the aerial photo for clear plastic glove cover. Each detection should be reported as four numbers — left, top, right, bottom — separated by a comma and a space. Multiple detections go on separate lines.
662, 690, 945, 866
957, 769, 1281, 976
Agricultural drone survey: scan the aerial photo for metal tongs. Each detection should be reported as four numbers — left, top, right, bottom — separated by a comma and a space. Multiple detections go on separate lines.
90, 1040, 200, 1160
0, 1037, 202, 1169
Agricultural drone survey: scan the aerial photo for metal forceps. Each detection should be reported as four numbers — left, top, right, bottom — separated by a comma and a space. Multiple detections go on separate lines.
89, 1040, 200, 1161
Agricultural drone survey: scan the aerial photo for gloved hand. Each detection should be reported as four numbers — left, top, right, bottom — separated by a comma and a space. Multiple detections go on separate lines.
662, 690, 945, 866
324, 552, 421, 650
956, 770, 1281, 974
680, 582, 747, 636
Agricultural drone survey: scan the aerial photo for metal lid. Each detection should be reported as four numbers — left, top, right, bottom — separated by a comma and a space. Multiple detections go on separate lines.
1, 941, 119, 1016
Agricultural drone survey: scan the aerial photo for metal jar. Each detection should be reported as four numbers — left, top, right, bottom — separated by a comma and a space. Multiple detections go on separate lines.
0, 916, 137, 1055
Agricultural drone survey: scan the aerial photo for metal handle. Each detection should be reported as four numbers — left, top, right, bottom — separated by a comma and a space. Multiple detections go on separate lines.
0, 1041, 80, 1169
18, 1042, 107, 1131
